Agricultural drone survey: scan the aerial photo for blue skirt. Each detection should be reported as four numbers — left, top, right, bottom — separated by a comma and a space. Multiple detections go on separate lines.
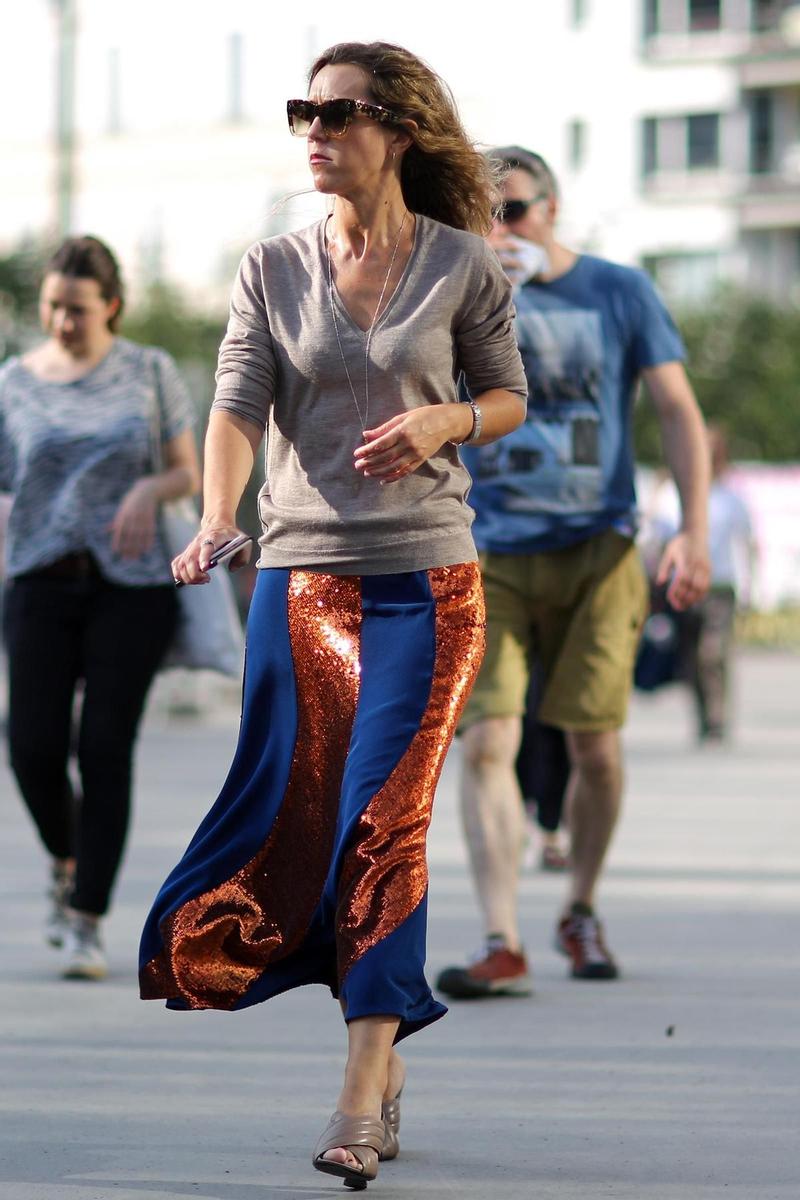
139, 563, 484, 1042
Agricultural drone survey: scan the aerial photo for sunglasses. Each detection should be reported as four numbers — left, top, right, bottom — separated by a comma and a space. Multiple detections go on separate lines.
498, 194, 548, 223
287, 98, 398, 138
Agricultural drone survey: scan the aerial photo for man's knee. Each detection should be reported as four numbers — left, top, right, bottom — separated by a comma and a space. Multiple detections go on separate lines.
462, 717, 521, 772
566, 729, 621, 781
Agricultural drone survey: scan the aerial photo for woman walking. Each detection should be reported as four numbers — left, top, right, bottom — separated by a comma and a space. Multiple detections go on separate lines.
139, 42, 526, 1187
0, 236, 200, 979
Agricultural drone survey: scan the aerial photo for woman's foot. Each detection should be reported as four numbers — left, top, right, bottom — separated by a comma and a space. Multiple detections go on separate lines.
314, 1111, 384, 1184
62, 911, 107, 980
322, 1050, 405, 1170
319, 1014, 401, 1175
45, 859, 75, 948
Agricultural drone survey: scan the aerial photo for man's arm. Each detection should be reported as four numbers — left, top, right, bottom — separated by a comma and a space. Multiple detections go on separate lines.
642, 360, 711, 610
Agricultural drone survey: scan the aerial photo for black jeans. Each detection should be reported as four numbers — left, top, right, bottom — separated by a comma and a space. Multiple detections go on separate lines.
3, 569, 177, 915
515, 666, 570, 833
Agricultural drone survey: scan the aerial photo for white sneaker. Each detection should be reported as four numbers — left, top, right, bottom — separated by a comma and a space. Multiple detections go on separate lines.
45, 868, 73, 949
62, 916, 108, 980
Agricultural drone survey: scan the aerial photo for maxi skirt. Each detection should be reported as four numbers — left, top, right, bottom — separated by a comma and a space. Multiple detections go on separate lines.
139, 563, 485, 1042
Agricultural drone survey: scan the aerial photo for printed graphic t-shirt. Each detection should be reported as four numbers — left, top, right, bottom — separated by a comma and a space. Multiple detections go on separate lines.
461, 254, 685, 554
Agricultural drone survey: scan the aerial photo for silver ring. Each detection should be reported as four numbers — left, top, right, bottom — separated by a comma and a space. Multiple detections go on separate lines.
200, 538, 215, 547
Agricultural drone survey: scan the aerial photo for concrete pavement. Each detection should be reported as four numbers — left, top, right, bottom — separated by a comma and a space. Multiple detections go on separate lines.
1, 649, 799, 1199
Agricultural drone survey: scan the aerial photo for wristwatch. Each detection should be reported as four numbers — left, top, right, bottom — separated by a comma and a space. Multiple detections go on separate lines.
453, 400, 483, 445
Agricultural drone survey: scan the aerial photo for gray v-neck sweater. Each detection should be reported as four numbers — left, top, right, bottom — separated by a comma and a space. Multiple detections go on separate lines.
213, 213, 527, 575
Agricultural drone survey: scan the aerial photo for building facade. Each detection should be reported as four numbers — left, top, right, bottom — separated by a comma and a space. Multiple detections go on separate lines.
1, 0, 798, 310
638, 0, 800, 302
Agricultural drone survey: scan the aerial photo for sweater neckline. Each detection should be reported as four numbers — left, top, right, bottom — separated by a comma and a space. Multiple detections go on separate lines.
319, 212, 424, 338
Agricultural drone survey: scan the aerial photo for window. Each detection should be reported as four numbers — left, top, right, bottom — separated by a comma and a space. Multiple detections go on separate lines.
568, 119, 587, 169
688, 0, 720, 31
643, 0, 660, 37
752, 0, 785, 31
642, 117, 658, 175
642, 113, 722, 175
687, 113, 719, 168
750, 93, 773, 173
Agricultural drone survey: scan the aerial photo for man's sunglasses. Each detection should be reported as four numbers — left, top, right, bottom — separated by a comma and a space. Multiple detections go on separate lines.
287, 98, 398, 138
497, 194, 548, 223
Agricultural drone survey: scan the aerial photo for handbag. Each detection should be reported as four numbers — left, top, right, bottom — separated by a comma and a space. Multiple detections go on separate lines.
634, 583, 680, 693
634, 611, 680, 692
147, 354, 245, 677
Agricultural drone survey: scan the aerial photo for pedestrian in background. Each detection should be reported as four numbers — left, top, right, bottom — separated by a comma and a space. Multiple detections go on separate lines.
437, 146, 710, 1001
138, 42, 526, 1189
0, 235, 200, 980
650, 423, 755, 742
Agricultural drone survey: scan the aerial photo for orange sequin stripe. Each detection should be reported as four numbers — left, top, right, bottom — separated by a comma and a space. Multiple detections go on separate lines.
335, 562, 485, 983
140, 572, 362, 1008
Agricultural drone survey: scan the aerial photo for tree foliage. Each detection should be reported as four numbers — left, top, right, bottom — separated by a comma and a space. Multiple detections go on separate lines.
0, 239, 48, 358
634, 287, 800, 464
122, 282, 224, 382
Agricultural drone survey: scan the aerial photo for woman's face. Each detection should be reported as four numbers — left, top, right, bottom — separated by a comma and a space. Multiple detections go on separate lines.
39, 272, 118, 355
305, 63, 401, 198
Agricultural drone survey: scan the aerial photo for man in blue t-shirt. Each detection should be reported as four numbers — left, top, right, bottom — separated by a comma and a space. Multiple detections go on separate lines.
437, 148, 710, 999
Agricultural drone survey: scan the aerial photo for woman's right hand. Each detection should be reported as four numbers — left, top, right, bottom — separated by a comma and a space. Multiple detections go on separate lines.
171, 524, 252, 586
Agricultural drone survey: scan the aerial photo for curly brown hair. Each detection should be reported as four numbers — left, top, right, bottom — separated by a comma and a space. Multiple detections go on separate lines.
309, 42, 499, 235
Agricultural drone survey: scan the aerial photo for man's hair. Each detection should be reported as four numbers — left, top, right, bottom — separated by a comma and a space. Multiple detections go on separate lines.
488, 146, 559, 201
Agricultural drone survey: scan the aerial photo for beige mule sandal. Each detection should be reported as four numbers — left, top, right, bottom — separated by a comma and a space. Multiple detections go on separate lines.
378, 1086, 403, 1161
312, 1111, 386, 1190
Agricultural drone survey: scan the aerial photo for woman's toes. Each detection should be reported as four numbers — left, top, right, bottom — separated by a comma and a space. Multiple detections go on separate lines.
323, 1147, 360, 1170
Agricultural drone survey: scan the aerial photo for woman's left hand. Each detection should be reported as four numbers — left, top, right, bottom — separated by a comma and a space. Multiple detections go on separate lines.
354, 406, 471, 483
109, 478, 159, 559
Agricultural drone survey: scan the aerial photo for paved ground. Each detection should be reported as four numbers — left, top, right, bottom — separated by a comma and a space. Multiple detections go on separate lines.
1, 650, 799, 1200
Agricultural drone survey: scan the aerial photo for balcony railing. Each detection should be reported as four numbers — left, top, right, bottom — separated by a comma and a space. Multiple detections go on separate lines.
642, 1, 800, 64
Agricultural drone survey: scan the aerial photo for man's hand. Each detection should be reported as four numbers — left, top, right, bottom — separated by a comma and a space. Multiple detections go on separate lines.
656, 530, 710, 611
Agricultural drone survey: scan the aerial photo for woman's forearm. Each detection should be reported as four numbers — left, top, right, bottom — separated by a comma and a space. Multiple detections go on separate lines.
459, 388, 527, 445
201, 409, 262, 528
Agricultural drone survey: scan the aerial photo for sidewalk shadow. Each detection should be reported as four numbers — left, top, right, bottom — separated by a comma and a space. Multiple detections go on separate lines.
31, 1182, 350, 1200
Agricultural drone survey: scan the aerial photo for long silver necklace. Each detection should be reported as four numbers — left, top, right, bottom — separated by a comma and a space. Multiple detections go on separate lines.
326, 211, 408, 434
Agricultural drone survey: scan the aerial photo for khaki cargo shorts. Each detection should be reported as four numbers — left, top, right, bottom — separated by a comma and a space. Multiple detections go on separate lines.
462, 528, 649, 733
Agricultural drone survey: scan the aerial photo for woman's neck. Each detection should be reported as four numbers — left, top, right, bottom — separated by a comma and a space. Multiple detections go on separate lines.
25, 333, 116, 382
329, 186, 411, 260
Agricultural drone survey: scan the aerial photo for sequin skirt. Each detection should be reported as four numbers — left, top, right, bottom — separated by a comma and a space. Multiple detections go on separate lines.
139, 563, 485, 1041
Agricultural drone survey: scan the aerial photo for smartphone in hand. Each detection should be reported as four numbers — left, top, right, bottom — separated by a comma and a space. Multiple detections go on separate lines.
206, 534, 252, 569
174, 534, 253, 587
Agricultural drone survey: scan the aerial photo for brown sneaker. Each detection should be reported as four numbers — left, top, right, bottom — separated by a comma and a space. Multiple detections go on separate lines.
436, 938, 533, 999
555, 904, 619, 980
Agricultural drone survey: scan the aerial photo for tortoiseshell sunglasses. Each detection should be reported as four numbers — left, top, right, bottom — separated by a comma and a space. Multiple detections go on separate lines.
287, 98, 398, 138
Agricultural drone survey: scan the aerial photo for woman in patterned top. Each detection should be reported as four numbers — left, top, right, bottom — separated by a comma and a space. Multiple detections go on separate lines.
0, 236, 200, 980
